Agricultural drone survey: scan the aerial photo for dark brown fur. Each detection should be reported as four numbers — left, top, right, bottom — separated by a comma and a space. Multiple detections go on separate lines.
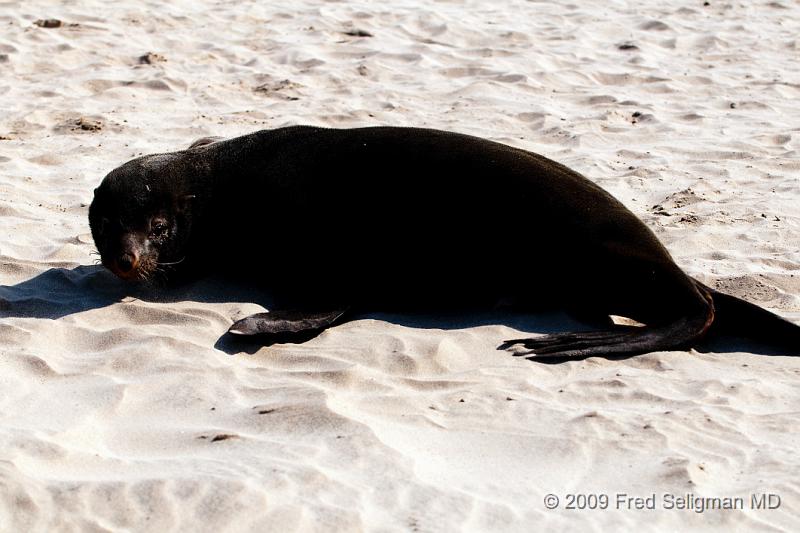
89, 126, 800, 360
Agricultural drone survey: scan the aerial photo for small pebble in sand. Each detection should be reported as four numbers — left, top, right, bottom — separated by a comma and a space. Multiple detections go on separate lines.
139, 52, 166, 64
618, 42, 639, 51
343, 29, 373, 37
34, 19, 62, 28
195, 434, 239, 443
254, 79, 302, 100
75, 118, 102, 132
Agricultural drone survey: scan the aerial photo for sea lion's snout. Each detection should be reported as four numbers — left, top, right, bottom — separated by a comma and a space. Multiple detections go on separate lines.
114, 251, 140, 277
104, 232, 152, 281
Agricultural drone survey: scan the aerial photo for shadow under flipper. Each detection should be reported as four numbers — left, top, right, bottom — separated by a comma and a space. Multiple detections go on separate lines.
213, 308, 592, 356
215, 308, 350, 355
6, 267, 795, 363
516, 352, 642, 365
694, 329, 800, 357
213, 305, 800, 361
214, 329, 328, 355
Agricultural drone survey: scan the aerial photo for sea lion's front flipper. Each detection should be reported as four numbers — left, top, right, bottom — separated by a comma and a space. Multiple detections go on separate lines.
228, 308, 349, 341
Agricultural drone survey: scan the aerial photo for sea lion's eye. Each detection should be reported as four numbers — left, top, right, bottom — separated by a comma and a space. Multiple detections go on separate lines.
150, 219, 169, 238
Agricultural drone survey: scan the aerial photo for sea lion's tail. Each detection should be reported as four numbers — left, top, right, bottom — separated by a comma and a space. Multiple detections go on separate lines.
694, 278, 800, 355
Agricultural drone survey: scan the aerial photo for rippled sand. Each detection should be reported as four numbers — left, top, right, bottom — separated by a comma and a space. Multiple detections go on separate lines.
1, 1, 799, 530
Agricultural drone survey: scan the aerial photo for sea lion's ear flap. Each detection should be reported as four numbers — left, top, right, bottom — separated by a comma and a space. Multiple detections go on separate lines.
188, 136, 223, 149
176, 194, 196, 213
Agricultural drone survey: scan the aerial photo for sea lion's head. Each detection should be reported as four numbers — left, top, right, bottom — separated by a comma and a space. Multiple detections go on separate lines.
89, 154, 195, 281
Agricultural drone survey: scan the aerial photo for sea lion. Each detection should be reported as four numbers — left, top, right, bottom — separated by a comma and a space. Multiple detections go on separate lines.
88, 126, 800, 360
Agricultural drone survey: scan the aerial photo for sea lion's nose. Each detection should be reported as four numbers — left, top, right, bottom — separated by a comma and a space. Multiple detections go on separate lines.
116, 252, 138, 273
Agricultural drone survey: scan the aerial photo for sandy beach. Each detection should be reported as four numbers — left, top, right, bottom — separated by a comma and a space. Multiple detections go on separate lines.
1, 0, 799, 530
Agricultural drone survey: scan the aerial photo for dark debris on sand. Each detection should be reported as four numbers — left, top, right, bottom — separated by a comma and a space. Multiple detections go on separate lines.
74, 118, 103, 132
34, 19, 62, 28
617, 42, 639, 51
138, 52, 166, 65
342, 29, 373, 37
253, 79, 302, 101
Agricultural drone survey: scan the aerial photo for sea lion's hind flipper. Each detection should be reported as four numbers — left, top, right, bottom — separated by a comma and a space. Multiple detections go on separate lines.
499, 327, 641, 361
500, 315, 712, 363
228, 308, 349, 342
500, 281, 717, 362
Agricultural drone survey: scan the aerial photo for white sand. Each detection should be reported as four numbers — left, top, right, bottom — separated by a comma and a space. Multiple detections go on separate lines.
1, 0, 799, 530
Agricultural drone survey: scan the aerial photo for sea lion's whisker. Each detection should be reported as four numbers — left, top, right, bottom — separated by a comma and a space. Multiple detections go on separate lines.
157, 257, 185, 266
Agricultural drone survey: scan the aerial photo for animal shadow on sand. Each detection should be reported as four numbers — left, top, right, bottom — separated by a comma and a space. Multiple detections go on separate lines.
0, 265, 792, 364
